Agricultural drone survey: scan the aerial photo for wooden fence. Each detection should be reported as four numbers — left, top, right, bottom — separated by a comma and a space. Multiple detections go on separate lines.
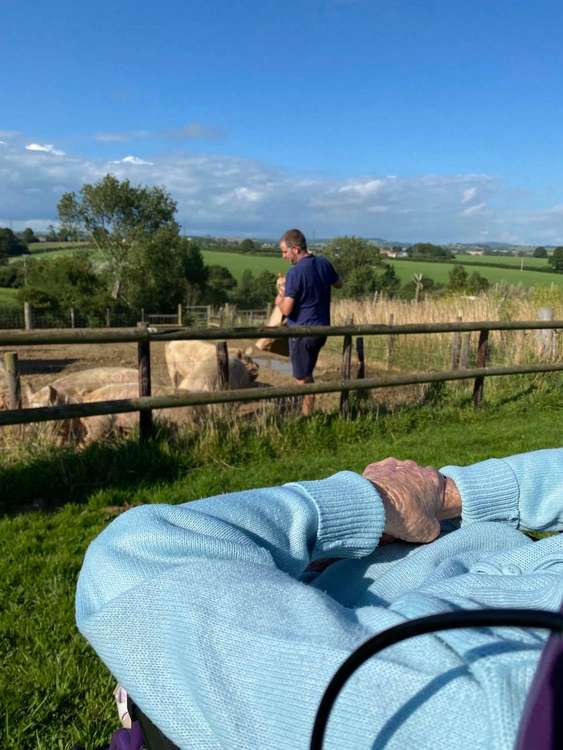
1, 319, 562, 441
0, 302, 270, 331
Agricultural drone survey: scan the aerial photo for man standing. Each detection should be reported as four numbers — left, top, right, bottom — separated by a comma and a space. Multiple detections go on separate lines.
275, 228, 341, 415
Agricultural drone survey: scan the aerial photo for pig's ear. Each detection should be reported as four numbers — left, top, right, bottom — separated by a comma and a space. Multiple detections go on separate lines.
236, 349, 243, 359
24, 383, 34, 404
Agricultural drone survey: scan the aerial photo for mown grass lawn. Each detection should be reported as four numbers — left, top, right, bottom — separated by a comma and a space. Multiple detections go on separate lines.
1, 382, 562, 749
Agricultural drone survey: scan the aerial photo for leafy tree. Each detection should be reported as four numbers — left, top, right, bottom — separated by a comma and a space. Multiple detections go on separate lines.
46, 225, 59, 242
58, 175, 178, 295
19, 255, 110, 317
239, 239, 257, 253
323, 236, 387, 297
340, 263, 400, 299
400, 275, 439, 301
0, 228, 29, 259
204, 265, 237, 305
123, 230, 208, 312
407, 243, 454, 259
534, 246, 548, 258
0, 263, 24, 287
20, 228, 40, 244
447, 265, 469, 292
548, 247, 563, 272
232, 270, 277, 308
467, 270, 490, 295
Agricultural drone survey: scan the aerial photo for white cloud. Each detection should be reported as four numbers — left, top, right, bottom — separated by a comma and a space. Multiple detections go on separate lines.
339, 179, 384, 196
0, 141, 6, 146
110, 155, 154, 166
461, 202, 487, 217
2, 137, 563, 242
25, 143, 66, 156
461, 187, 478, 204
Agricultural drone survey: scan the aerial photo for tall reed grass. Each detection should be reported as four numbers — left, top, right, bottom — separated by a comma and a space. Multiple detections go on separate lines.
329, 286, 563, 370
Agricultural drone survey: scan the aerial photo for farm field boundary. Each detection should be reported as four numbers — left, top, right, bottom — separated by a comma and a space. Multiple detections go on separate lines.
1, 319, 562, 437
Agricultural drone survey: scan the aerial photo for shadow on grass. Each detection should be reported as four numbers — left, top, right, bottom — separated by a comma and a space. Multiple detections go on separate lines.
0, 424, 190, 516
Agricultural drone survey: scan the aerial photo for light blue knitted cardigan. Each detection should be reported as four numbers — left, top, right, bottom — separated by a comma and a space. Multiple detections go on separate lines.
76, 449, 563, 749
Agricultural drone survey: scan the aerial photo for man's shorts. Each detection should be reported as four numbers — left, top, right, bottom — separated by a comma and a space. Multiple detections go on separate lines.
289, 336, 327, 380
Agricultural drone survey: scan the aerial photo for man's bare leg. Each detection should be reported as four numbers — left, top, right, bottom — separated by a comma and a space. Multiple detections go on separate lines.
296, 376, 315, 416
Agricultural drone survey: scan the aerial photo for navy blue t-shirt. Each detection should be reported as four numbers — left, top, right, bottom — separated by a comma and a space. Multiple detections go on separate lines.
284, 254, 339, 326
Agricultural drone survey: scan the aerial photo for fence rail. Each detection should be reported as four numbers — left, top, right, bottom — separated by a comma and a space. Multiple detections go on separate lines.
1, 362, 562, 428
1, 319, 563, 347
1, 319, 561, 439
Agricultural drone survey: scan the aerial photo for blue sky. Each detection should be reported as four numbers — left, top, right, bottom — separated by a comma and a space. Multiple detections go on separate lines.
2, 0, 563, 243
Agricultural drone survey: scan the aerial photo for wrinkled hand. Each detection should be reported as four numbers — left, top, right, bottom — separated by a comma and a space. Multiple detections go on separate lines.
363, 458, 460, 544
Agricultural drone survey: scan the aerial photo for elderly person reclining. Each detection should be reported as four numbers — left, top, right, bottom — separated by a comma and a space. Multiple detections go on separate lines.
76, 448, 563, 749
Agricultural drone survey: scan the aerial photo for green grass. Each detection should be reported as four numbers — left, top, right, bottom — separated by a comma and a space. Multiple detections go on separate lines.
0, 287, 20, 307
454, 254, 551, 268
1, 379, 562, 749
7, 244, 563, 289
389, 258, 563, 288
201, 249, 287, 279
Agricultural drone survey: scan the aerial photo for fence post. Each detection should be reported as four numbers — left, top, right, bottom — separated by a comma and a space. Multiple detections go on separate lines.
4, 352, 22, 409
451, 315, 462, 370
137, 323, 153, 441
460, 333, 470, 369
24, 302, 33, 330
340, 331, 353, 418
140, 308, 145, 323
177, 304, 183, 326
472, 329, 489, 408
207, 305, 212, 328
536, 307, 555, 360
70, 307, 76, 329
105, 308, 111, 327
355, 337, 365, 380
216, 341, 229, 390
386, 313, 395, 370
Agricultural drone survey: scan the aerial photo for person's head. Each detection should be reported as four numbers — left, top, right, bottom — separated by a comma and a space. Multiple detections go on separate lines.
279, 228, 308, 264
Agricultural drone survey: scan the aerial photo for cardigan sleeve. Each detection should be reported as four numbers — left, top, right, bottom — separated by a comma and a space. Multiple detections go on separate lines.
440, 448, 563, 531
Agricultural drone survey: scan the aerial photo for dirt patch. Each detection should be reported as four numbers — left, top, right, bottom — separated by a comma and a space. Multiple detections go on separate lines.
1, 340, 426, 414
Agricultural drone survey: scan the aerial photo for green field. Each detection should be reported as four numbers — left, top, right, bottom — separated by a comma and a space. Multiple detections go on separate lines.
0, 382, 562, 749
201, 249, 287, 279
5, 245, 563, 289
388, 258, 563, 288
0, 287, 19, 307
454, 253, 552, 268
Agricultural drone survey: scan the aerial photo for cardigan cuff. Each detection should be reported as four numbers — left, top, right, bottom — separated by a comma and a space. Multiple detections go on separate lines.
440, 458, 520, 527
288, 471, 385, 559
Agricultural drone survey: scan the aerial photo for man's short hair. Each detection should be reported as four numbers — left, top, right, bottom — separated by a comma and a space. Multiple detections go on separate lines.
280, 228, 307, 252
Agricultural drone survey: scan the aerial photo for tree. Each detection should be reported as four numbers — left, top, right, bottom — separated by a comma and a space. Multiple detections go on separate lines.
20, 228, 39, 244
58, 175, 178, 296
549, 247, 563, 272
239, 239, 257, 253
204, 265, 238, 305
534, 246, 548, 258
123, 230, 208, 312
232, 270, 277, 308
467, 271, 490, 295
407, 243, 454, 260
447, 265, 469, 292
400, 275, 439, 301
0, 228, 29, 259
20, 255, 110, 318
323, 236, 387, 297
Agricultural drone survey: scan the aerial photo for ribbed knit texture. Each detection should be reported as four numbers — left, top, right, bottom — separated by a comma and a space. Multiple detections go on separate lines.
76, 449, 563, 750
